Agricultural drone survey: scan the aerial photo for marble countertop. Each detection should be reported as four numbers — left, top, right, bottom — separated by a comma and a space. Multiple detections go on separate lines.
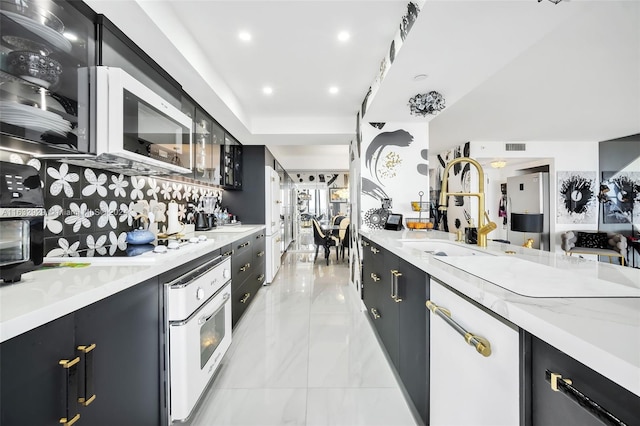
0, 225, 265, 344
360, 228, 640, 397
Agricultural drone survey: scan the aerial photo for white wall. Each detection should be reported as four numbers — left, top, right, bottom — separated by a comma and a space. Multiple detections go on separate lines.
470, 141, 599, 253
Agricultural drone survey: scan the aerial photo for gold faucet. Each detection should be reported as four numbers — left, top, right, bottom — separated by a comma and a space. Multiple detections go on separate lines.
438, 157, 489, 247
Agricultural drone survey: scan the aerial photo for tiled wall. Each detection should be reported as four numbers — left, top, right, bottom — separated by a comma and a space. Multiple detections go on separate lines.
2, 151, 222, 257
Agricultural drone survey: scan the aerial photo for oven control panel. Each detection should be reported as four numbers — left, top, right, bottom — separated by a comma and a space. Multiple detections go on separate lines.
165, 257, 231, 321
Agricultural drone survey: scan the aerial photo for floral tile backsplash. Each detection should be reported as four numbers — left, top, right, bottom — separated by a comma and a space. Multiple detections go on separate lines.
3, 151, 223, 258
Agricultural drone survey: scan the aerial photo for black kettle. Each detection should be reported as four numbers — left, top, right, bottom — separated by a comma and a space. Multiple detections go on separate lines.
195, 211, 209, 231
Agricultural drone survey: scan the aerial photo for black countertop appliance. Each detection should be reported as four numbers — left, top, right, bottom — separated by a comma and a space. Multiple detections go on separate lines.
0, 161, 45, 283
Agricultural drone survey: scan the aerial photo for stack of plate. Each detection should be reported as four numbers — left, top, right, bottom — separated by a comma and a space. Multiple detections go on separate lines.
0, 4, 72, 54
0, 101, 72, 136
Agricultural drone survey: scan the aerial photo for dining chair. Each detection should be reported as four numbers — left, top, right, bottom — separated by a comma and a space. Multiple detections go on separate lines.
312, 218, 338, 265
338, 218, 350, 261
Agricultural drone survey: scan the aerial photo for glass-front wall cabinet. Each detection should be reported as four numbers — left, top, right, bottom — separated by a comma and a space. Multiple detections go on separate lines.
194, 108, 222, 185
223, 133, 242, 189
0, 0, 95, 154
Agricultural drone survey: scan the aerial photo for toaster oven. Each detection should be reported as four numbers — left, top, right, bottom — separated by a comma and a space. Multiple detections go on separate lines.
0, 161, 45, 283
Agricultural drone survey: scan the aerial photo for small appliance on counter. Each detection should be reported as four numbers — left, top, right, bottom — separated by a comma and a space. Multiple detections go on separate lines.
0, 161, 45, 283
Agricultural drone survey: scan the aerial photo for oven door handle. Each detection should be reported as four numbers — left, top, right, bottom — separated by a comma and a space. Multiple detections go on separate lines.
198, 293, 230, 325
166, 255, 223, 288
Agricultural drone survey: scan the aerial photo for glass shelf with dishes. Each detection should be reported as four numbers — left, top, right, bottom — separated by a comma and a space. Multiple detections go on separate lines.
0, 0, 95, 153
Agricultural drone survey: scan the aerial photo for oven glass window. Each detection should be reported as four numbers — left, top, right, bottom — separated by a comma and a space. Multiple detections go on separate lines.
0, 220, 29, 266
200, 303, 226, 369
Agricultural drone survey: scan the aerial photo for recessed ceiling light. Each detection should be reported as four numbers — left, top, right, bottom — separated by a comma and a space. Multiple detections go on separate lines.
337, 31, 350, 42
329, 86, 339, 95
238, 31, 252, 42
262, 86, 273, 95
413, 74, 428, 81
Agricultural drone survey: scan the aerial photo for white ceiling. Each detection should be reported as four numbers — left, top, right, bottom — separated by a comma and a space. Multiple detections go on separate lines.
84, 0, 640, 171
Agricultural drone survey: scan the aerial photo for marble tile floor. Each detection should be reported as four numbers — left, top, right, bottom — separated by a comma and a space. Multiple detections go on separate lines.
186, 251, 418, 426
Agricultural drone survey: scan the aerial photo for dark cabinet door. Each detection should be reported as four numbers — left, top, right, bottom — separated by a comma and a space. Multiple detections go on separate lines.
74, 278, 161, 426
530, 335, 640, 426
393, 256, 429, 424
1, 313, 76, 426
222, 133, 243, 189
361, 239, 399, 368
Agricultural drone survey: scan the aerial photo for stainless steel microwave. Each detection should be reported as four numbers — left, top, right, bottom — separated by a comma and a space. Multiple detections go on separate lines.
67, 66, 193, 176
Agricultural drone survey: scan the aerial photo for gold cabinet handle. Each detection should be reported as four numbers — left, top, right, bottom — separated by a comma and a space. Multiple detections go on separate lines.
549, 371, 573, 392
60, 413, 80, 426
257, 251, 265, 257
390, 269, 403, 302
257, 274, 265, 282
240, 263, 251, 272
239, 241, 250, 248
77, 344, 97, 406
256, 234, 265, 238
426, 300, 491, 357
370, 272, 381, 282
59, 357, 80, 426
223, 250, 233, 257
370, 307, 381, 319
363, 241, 370, 247
371, 247, 380, 254
240, 293, 251, 304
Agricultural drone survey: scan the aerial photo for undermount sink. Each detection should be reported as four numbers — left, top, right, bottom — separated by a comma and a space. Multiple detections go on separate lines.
400, 240, 493, 257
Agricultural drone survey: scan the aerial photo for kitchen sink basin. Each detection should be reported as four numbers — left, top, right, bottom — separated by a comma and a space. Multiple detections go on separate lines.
400, 240, 493, 257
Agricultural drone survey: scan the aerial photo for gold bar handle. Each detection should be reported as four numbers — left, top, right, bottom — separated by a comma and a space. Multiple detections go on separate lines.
370, 308, 381, 319
223, 250, 233, 257
363, 241, 370, 247
240, 293, 251, 304
77, 344, 97, 407
240, 263, 251, 272
426, 300, 491, 357
59, 357, 80, 425
238, 241, 250, 248
390, 270, 403, 302
370, 272, 381, 282
257, 251, 265, 257
257, 274, 265, 282
371, 247, 380, 254
60, 413, 80, 426
549, 372, 573, 392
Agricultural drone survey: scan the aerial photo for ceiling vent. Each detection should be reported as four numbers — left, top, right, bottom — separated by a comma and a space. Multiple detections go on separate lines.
505, 143, 526, 152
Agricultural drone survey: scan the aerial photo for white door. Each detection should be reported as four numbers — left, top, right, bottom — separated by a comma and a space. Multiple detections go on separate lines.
429, 281, 520, 426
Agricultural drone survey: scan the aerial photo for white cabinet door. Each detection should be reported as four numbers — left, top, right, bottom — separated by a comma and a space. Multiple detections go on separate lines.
265, 234, 281, 284
265, 167, 281, 235
429, 282, 520, 426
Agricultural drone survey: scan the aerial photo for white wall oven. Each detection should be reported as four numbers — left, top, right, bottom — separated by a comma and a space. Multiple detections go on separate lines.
165, 255, 232, 423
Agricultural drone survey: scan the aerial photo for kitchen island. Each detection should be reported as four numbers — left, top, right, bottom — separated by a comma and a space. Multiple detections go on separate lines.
360, 228, 640, 425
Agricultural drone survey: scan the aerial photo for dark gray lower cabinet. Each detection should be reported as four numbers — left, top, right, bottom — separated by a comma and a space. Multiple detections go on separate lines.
0, 278, 161, 426
529, 334, 640, 426
231, 230, 266, 327
1, 313, 75, 425
361, 238, 429, 424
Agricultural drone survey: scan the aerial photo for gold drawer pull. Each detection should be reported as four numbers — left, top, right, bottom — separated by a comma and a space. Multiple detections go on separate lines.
257, 251, 265, 257
257, 274, 265, 282
60, 413, 80, 426
240, 263, 251, 272
239, 241, 250, 248
77, 344, 96, 406
370, 272, 381, 282
240, 293, 251, 303
371, 247, 380, 254
370, 308, 381, 319
223, 250, 233, 257
426, 300, 491, 357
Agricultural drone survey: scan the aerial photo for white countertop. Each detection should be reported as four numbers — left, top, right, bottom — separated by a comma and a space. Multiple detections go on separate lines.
0, 225, 265, 344
360, 228, 640, 397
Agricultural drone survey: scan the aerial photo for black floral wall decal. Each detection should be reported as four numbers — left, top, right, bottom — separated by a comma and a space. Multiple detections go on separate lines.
365, 129, 413, 184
